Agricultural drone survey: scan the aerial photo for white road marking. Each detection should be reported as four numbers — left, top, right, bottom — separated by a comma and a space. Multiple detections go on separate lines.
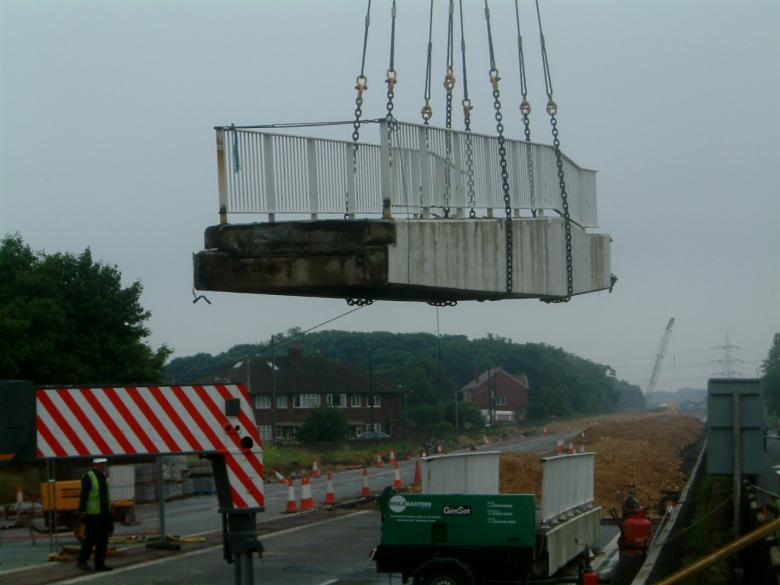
55, 511, 371, 584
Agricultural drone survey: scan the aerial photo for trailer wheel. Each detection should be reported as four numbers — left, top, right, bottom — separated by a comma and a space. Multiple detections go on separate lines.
423, 573, 464, 585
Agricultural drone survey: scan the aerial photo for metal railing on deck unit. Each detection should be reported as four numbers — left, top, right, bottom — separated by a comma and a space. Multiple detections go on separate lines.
215, 121, 598, 228
540, 453, 595, 524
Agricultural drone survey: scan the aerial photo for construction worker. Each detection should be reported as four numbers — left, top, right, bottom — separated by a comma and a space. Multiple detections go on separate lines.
77, 457, 114, 571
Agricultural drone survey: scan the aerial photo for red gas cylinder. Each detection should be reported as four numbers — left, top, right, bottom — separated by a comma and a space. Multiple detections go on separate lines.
582, 571, 600, 585
623, 508, 652, 553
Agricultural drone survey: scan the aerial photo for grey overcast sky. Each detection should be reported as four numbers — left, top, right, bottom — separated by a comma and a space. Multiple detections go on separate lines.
2, 0, 779, 391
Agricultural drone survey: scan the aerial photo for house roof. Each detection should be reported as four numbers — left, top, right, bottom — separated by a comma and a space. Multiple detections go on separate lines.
460, 367, 529, 391
197, 351, 402, 395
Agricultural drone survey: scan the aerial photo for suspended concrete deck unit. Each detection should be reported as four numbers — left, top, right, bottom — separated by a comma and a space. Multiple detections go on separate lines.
193, 121, 612, 302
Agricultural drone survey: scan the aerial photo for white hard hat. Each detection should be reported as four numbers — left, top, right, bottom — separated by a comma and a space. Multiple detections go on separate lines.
93, 457, 108, 464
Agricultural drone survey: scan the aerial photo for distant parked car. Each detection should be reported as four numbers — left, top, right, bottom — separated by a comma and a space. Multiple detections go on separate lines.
356, 431, 390, 440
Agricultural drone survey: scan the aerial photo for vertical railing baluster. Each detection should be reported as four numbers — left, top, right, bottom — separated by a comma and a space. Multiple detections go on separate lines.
307, 139, 319, 220
345, 143, 356, 220
216, 129, 229, 224
263, 134, 276, 222
379, 120, 392, 219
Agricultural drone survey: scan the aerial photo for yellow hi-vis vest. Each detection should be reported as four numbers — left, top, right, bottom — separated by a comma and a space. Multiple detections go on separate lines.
84, 470, 110, 515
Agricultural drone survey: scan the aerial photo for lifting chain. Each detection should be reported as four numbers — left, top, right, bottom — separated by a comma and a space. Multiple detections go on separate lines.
514, 0, 536, 217
348, 0, 373, 219
534, 0, 573, 303
385, 0, 398, 125
421, 0, 434, 125
442, 0, 456, 219
427, 300, 458, 307
484, 0, 514, 294
346, 298, 375, 307
458, 0, 477, 218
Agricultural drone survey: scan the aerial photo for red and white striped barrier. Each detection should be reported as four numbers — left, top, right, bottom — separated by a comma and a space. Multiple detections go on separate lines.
35, 384, 264, 509
300, 476, 315, 510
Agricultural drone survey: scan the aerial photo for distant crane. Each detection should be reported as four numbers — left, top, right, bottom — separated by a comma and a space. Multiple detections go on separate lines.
647, 318, 675, 394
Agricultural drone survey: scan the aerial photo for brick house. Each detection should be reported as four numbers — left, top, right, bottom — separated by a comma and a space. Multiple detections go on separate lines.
199, 345, 407, 442
460, 367, 529, 424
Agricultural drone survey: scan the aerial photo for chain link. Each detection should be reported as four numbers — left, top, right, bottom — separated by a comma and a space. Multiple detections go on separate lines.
443, 68, 455, 218
489, 70, 514, 294
349, 76, 367, 219
346, 298, 375, 307
427, 300, 458, 307
542, 103, 574, 303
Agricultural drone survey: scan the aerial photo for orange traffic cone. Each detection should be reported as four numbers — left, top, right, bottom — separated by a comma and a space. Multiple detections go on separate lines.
544, 426, 548, 436
300, 475, 315, 510
568, 441, 575, 454
15, 484, 23, 505
556, 438, 564, 455
389, 451, 397, 465
311, 461, 321, 478
436, 444, 443, 454
325, 470, 336, 505
361, 466, 371, 497
274, 469, 291, 485
580, 444, 585, 453
393, 461, 402, 489
414, 459, 422, 488
375, 453, 384, 468
284, 480, 298, 513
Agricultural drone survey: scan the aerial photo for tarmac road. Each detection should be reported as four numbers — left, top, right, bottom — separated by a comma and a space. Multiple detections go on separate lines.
0, 430, 572, 580
56, 510, 385, 585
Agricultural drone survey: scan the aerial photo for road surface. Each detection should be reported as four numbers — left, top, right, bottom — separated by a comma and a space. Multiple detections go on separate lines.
0, 430, 571, 581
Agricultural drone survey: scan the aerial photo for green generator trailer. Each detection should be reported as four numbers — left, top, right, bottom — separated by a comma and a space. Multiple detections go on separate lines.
371, 452, 602, 585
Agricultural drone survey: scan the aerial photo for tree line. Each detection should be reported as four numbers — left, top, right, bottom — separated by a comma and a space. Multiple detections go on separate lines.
166, 329, 646, 425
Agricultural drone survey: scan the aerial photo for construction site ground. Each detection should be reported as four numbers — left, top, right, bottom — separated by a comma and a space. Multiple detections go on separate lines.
499, 411, 705, 517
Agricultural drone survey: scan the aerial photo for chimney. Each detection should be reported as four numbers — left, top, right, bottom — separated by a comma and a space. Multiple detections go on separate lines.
288, 341, 303, 369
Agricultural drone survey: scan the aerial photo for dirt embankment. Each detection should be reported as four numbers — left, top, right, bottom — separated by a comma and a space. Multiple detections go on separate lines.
500, 412, 705, 516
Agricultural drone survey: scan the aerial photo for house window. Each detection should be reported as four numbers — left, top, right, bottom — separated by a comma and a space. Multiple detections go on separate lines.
496, 394, 506, 406
254, 394, 271, 409
293, 394, 321, 409
258, 426, 272, 441
275, 425, 298, 440
350, 394, 361, 408
368, 394, 381, 408
369, 422, 382, 433
351, 424, 366, 437
276, 394, 288, 409
327, 393, 347, 408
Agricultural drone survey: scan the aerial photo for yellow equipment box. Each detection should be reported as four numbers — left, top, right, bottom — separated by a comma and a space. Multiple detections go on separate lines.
40, 480, 82, 511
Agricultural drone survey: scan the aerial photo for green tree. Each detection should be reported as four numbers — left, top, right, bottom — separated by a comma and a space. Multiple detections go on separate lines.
445, 400, 485, 430
763, 333, 780, 416
297, 406, 350, 443
0, 234, 170, 384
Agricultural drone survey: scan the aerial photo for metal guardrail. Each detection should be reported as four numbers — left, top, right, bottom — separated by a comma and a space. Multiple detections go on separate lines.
216, 121, 598, 227
540, 453, 595, 523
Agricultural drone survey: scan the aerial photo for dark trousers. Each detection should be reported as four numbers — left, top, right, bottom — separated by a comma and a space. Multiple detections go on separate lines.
78, 514, 110, 567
